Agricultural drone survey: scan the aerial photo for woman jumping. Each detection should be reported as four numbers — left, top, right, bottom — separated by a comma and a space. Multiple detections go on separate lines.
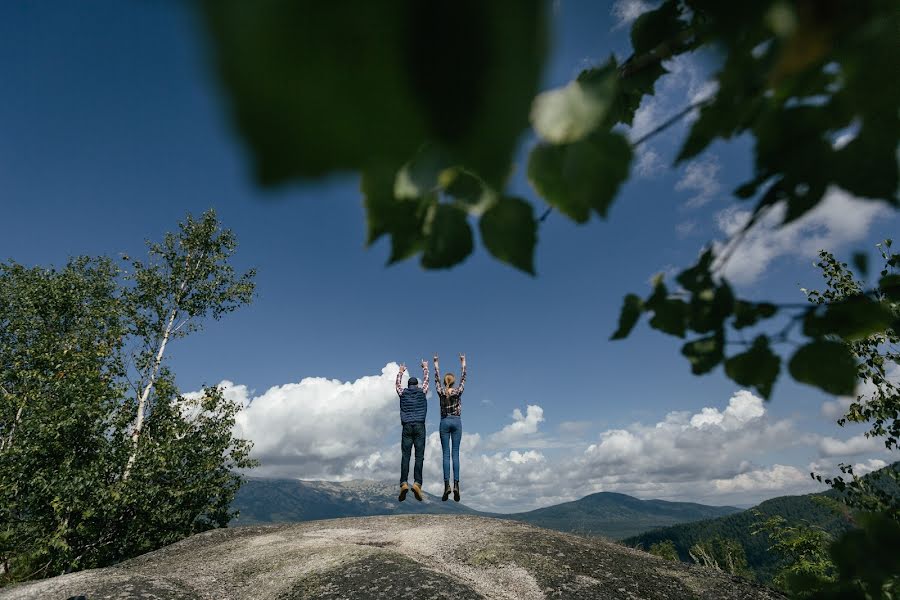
433, 353, 466, 502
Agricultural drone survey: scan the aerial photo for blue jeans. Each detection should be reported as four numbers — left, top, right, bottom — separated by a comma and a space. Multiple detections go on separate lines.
400, 422, 425, 485
439, 416, 462, 482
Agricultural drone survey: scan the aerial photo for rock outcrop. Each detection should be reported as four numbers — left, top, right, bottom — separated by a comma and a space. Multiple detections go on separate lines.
1, 515, 784, 600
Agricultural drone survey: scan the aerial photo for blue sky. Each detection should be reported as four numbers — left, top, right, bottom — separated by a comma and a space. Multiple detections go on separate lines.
2, 1, 897, 512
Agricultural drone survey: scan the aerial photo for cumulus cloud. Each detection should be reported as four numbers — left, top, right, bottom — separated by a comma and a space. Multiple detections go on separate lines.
818, 433, 885, 457
578, 391, 797, 486
228, 364, 403, 479
714, 187, 893, 285
676, 155, 722, 208
711, 464, 812, 494
488, 405, 545, 447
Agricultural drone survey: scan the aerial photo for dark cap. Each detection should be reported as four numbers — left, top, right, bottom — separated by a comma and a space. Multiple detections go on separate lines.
407, 377, 419, 387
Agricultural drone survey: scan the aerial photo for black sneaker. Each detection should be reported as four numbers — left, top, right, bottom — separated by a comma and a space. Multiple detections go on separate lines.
453, 481, 460, 502
442, 481, 451, 502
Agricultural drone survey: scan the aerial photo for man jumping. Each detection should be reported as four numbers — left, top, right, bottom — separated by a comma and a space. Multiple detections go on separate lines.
396, 360, 429, 502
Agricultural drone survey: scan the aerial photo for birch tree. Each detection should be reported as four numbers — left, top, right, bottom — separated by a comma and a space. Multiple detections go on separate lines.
0, 213, 257, 585
122, 210, 255, 477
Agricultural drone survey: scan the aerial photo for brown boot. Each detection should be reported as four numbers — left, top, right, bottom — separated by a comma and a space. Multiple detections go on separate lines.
398, 482, 408, 502
442, 480, 451, 502
453, 480, 460, 502
412, 482, 424, 501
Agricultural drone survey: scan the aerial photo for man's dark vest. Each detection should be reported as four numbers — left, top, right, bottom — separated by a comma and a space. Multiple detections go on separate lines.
400, 386, 427, 424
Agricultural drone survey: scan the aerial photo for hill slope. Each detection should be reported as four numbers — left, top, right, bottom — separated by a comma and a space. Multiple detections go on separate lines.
623, 463, 899, 583
3, 515, 785, 600
623, 492, 854, 583
507, 491, 740, 540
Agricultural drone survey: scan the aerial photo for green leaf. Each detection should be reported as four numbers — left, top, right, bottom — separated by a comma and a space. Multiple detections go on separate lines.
527, 131, 632, 223
681, 330, 724, 375
688, 282, 735, 333
478, 196, 537, 274
421, 204, 473, 269
531, 69, 617, 144
649, 298, 688, 338
394, 146, 450, 199
611, 294, 644, 340
630, 0, 682, 56
733, 301, 779, 329
361, 162, 403, 245
441, 168, 495, 216
879, 274, 900, 301
852, 252, 869, 278
200, 1, 546, 188
442, 169, 486, 206
803, 296, 896, 341
362, 164, 429, 263
675, 249, 715, 293
788, 341, 857, 396
724, 336, 781, 399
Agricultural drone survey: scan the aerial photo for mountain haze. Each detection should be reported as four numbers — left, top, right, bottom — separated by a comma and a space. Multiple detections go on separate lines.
231, 477, 482, 525
232, 478, 741, 539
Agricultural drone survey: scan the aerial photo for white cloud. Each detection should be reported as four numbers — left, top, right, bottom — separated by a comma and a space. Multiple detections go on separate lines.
714, 187, 893, 285
821, 397, 853, 419
228, 364, 402, 479
628, 55, 712, 142
635, 147, 665, 178
809, 457, 891, 479
611, 0, 653, 29
579, 391, 796, 488
711, 464, 813, 494
851, 458, 889, 475
676, 155, 722, 208
488, 405, 545, 447
818, 433, 885, 457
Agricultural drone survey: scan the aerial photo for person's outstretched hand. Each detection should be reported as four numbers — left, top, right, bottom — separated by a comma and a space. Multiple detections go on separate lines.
433, 354, 439, 363
459, 353, 466, 364
420, 359, 427, 370
399, 363, 406, 373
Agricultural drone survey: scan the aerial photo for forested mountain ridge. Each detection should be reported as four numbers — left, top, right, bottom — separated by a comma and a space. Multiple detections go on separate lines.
624, 463, 900, 584
506, 491, 740, 540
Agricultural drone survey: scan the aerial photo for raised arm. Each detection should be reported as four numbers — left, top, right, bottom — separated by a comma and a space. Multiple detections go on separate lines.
457, 354, 467, 395
420, 359, 429, 395
396, 363, 406, 397
433, 354, 442, 395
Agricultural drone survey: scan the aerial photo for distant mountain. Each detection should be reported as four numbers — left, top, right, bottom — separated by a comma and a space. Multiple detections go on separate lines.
506, 491, 741, 540
231, 478, 741, 540
231, 477, 483, 525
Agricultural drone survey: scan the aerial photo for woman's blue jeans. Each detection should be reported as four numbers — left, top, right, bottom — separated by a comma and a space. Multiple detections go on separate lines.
439, 416, 462, 482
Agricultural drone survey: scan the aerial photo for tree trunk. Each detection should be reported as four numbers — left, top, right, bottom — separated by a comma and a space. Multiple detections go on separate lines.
0, 404, 23, 453
122, 306, 177, 479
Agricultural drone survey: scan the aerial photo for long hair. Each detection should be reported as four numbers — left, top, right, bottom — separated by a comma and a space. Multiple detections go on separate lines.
444, 373, 455, 392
